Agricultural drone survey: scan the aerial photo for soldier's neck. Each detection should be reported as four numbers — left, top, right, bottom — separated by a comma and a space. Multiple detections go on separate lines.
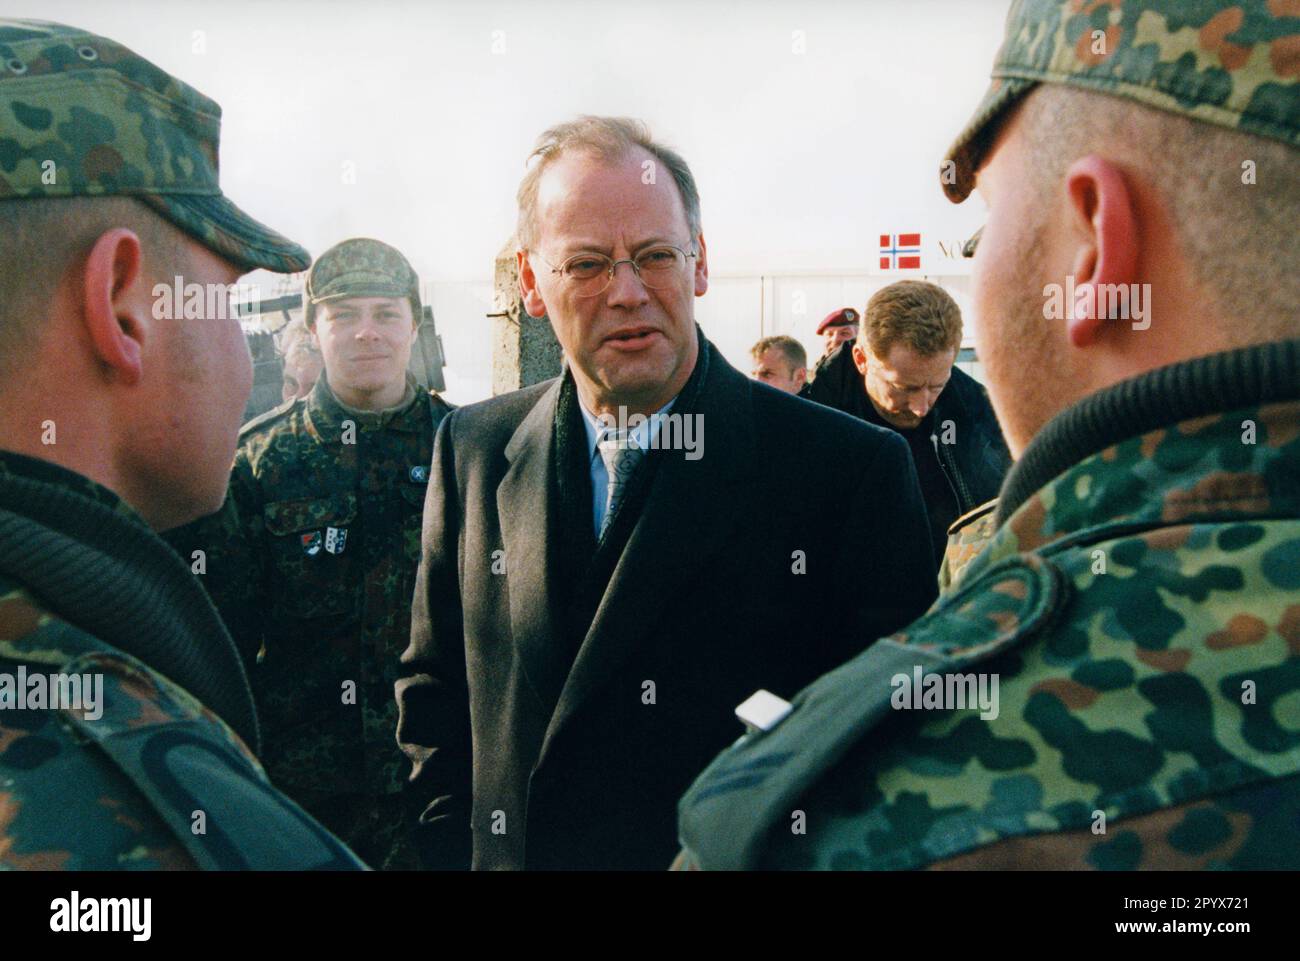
328, 377, 414, 414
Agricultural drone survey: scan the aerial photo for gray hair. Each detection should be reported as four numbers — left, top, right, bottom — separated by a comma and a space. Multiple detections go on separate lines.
515, 115, 702, 251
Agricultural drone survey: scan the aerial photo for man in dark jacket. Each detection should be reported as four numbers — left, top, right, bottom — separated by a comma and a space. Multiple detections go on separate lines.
807, 280, 1011, 564
397, 115, 937, 871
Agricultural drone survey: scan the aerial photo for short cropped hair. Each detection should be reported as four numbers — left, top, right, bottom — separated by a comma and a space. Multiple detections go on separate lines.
751, 335, 807, 371
1014, 84, 1300, 344
0, 196, 185, 379
515, 115, 702, 251
860, 280, 963, 359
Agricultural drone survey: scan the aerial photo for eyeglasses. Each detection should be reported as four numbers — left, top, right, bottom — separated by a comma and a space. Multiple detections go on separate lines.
538, 244, 697, 298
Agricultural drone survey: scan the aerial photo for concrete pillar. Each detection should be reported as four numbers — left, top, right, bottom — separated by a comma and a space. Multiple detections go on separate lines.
491, 240, 563, 395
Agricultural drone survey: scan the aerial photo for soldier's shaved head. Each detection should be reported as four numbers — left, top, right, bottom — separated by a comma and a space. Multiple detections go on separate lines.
0, 197, 190, 380
1011, 84, 1300, 346
0, 192, 255, 529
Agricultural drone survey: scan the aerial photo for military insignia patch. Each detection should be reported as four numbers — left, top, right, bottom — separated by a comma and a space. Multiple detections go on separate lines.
409, 465, 429, 483
325, 526, 348, 555
301, 531, 322, 556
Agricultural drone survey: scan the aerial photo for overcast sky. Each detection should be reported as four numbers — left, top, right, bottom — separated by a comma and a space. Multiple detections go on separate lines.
10, 0, 1006, 285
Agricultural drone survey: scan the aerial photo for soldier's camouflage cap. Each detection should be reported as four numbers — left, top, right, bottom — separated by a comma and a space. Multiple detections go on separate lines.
942, 0, 1300, 202
0, 19, 309, 272
303, 237, 422, 324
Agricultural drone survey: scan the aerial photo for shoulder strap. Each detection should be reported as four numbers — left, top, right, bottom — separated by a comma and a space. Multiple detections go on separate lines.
57, 648, 366, 871
239, 395, 298, 439
677, 553, 1069, 870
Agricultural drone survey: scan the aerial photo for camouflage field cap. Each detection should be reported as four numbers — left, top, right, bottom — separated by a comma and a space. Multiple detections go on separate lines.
942, 0, 1300, 202
0, 19, 309, 272
303, 237, 422, 325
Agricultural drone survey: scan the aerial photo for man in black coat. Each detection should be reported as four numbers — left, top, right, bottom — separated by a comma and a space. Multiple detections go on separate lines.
397, 116, 937, 871
807, 281, 1011, 564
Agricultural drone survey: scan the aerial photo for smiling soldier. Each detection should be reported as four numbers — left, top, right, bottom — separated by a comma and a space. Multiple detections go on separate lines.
167, 238, 453, 869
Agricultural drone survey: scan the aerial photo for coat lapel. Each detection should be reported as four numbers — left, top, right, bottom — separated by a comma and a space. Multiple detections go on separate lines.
497, 378, 567, 709
539, 345, 758, 761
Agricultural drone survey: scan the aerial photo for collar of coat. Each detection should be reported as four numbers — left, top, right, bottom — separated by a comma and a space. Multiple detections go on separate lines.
305, 371, 427, 442
0, 450, 260, 752
974, 339, 1300, 582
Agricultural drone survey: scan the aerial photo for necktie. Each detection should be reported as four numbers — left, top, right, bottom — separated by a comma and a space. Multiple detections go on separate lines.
597, 428, 646, 539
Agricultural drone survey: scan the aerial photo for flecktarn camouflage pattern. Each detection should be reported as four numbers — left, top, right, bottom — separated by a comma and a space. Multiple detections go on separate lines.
0, 452, 364, 870
943, 0, 1300, 201
938, 499, 999, 594
677, 347, 1300, 870
0, 18, 309, 272
165, 375, 452, 870
0, 585, 364, 870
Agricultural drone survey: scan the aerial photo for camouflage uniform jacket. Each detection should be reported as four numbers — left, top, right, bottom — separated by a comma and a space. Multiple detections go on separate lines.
166, 375, 452, 808
677, 339, 1300, 870
0, 451, 363, 869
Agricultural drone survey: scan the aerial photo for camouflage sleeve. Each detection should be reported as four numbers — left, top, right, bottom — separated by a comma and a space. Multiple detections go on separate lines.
925, 772, 1300, 870
395, 413, 473, 870
0, 601, 200, 869
163, 453, 267, 668
0, 689, 200, 869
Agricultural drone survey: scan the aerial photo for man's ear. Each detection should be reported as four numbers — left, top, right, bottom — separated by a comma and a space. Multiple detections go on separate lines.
517, 250, 548, 319
793, 366, 807, 389
1063, 154, 1138, 348
851, 341, 869, 375
693, 233, 709, 297
82, 227, 147, 385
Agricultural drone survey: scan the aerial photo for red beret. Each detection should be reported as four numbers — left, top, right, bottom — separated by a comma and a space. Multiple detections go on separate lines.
816, 307, 859, 335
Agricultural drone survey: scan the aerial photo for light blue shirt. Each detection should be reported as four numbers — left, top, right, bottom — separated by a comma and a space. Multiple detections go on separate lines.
578, 396, 677, 536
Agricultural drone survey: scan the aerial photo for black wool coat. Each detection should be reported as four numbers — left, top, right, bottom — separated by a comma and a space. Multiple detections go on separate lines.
397, 335, 937, 870
807, 341, 1012, 514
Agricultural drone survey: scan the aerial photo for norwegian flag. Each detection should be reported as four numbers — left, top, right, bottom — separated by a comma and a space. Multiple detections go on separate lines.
879, 233, 922, 270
